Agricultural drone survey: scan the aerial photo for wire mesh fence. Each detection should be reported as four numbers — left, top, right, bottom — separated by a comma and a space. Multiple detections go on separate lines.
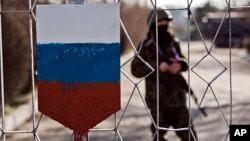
1, 0, 250, 141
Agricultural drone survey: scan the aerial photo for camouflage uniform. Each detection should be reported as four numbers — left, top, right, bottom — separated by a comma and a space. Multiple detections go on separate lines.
131, 36, 197, 141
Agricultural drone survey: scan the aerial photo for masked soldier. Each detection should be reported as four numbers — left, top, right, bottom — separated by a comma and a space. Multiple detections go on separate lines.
131, 7, 198, 141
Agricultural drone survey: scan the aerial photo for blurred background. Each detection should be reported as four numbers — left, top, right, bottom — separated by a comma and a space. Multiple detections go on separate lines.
1, 0, 250, 140
3, 0, 250, 107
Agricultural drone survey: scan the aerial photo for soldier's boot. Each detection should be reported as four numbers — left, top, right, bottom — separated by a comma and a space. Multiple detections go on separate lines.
153, 136, 167, 141
151, 123, 168, 141
152, 132, 167, 141
176, 130, 197, 141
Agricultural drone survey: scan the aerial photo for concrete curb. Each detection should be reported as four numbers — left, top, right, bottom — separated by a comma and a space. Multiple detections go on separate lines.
2, 99, 36, 131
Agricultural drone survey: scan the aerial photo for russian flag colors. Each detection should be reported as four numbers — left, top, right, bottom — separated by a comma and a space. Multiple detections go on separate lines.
36, 4, 120, 138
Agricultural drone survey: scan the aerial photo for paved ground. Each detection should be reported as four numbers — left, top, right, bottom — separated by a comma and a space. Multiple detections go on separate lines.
4, 41, 250, 141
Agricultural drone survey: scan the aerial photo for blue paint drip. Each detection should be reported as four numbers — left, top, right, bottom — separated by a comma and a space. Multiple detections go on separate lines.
37, 43, 120, 83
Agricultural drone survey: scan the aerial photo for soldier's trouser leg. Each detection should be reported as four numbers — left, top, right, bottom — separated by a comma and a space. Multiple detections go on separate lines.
172, 107, 198, 141
150, 123, 168, 141
150, 107, 169, 141
175, 128, 197, 141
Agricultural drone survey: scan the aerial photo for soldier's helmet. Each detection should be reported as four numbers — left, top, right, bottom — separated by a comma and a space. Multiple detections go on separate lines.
147, 7, 173, 26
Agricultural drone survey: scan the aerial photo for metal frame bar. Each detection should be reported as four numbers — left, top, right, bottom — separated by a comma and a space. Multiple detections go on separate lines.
1, 0, 244, 140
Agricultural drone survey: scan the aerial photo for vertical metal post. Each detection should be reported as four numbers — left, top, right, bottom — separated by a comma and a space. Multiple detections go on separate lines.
28, 0, 37, 140
228, 0, 233, 127
71, 1, 86, 141
154, 2, 160, 141
0, 0, 6, 140
187, 1, 193, 140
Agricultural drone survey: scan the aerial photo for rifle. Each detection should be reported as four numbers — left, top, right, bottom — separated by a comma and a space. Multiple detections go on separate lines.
178, 75, 207, 117
176, 74, 207, 117
191, 94, 207, 117
158, 42, 207, 117
157, 42, 207, 117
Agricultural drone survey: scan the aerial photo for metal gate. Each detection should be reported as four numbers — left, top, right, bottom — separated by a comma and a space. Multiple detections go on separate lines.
1, 0, 250, 141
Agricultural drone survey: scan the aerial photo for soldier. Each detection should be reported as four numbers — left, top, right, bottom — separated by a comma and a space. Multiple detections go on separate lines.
131, 7, 198, 141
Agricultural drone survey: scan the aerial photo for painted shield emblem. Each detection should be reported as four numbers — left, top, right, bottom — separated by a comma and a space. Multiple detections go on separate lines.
36, 4, 120, 138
